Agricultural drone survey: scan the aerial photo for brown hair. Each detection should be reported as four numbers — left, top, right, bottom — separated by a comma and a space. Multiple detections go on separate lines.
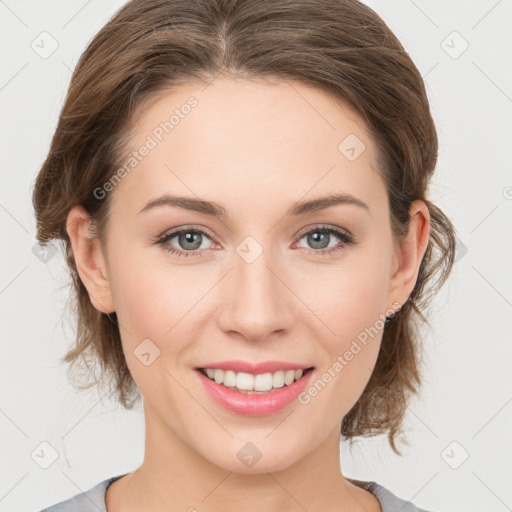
32, 0, 456, 454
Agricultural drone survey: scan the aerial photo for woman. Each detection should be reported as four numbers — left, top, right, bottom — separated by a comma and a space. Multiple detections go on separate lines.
33, 0, 456, 510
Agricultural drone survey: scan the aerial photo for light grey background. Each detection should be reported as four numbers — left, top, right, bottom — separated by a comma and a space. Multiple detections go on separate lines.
1, 1, 511, 511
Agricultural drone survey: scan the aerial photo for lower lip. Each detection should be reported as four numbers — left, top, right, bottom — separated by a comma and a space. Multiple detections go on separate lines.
195, 368, 315, 417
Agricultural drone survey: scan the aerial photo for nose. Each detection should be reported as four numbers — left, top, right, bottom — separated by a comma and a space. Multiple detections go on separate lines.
216, 246, 295, 342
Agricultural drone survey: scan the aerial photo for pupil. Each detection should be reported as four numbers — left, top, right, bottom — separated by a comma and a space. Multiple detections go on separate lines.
180, 231, 201, 250
308, 231, 329, 249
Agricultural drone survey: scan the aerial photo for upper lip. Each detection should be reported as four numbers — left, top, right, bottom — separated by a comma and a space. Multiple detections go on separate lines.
195, 360, 314, 374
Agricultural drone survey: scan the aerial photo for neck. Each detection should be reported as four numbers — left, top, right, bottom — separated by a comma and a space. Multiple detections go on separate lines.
106, 400, 380, 512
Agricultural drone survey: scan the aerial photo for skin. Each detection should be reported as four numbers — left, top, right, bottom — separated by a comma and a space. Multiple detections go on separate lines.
66, 76, 430, 512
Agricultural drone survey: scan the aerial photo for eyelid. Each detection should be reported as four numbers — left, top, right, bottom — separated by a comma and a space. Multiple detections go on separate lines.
294, 223, 353, 241
156, 224, 217, 243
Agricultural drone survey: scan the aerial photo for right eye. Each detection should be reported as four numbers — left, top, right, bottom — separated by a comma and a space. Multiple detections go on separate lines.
156, 226, 216, 257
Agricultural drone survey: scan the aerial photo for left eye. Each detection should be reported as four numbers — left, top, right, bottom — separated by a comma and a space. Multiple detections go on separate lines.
295, 227, 351, 251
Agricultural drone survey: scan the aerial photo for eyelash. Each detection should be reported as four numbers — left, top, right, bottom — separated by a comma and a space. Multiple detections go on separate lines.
155, 224, 355, 259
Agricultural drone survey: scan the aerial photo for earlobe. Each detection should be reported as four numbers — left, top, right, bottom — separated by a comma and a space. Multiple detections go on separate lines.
387, 199, 431, 309
66, 205, 115, 314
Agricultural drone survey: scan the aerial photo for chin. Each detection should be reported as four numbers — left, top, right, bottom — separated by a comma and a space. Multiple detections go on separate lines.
201, 435, 307, 475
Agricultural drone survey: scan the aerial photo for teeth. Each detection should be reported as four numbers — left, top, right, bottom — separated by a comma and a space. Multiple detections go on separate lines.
214, 369, 224, 384
202, 368, 308, 392
224, 370, 237, 387
272, 370, 285, 388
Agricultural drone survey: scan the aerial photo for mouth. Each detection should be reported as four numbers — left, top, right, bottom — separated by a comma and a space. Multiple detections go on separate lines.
194, 365, 315, 416
195, 366, 315, 394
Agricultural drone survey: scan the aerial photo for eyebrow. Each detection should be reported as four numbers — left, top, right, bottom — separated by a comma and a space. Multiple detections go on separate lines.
137, 192, 370, 217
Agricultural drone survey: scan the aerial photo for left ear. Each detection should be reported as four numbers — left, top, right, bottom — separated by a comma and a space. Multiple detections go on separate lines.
387, 199, 431, 309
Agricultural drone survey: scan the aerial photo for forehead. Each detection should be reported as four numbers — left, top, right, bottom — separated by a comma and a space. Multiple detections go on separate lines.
110, 77, 386, 218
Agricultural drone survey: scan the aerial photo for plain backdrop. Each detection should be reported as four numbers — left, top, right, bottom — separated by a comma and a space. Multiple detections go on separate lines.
1, 1, 511, 511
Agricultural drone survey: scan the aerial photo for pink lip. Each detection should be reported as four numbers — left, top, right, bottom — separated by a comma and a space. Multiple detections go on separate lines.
195, 360, 312, 374
195, 367, 315, 416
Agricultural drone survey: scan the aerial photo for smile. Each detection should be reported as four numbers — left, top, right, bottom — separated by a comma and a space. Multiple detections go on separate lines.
195, 366, 315, 416
199, 367, 311, 393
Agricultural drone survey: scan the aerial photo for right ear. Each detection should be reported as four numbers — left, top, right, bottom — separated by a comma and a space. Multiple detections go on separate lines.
66, 205, 115, 314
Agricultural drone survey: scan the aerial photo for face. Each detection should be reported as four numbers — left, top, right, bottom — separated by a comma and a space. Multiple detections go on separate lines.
69, 77, 423, 474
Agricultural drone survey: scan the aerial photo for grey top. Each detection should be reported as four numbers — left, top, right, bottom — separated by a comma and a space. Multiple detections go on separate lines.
39, 475, 434, 511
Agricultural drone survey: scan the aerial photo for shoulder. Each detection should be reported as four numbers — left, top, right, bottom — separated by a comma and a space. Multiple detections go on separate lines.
38, 476, 122, 512
350, 478, 436, 512
38, 475, 437, 512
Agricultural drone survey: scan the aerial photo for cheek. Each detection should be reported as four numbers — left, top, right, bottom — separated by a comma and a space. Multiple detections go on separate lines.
304, 286, 384, 419
309, 255, 390, 342
107, 248, 209, 365
304, 253, 390, 407
108, 240, 192, 329
107, 258, 193, 403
